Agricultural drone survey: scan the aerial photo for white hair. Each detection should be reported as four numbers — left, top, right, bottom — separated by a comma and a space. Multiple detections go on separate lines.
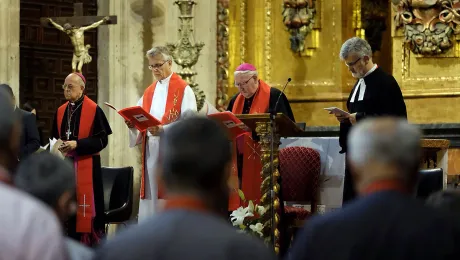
339, 37, 372, 60
146, 46, 172, 61
234, 70, 258, 77
77, 77, 85, 88
348, 118, 421, 178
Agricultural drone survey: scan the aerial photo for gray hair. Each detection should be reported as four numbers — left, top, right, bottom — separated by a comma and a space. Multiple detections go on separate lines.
339, 37, 372, 60
234, 70, 258, 77
0, 88, 17, 146
146, 46, 173, 61
348, 118, 421, 179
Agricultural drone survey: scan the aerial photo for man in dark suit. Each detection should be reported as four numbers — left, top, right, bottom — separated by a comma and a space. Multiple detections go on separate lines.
94, 116, 277, 260
287, 118, 460, 260
333, 37, 407, 203
0, 84, 40, 160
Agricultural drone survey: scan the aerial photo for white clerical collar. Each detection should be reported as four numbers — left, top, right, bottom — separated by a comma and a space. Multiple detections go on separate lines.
158, 72, 174, 84
362, 64, 378, 78
350, 64, 378, 103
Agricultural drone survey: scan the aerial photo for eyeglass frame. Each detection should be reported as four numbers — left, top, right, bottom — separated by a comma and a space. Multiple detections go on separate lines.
234, 76, 255, 88
148, 60, 170, 70
345, 57, 364, 67
62, 84, 80, 90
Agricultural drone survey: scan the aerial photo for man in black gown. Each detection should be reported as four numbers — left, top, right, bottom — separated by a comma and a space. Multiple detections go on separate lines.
51, 72, 112, 247
334, 37, 407, 204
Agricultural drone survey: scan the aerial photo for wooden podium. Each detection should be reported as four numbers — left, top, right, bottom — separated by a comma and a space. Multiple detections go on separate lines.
236, 113, 303, 254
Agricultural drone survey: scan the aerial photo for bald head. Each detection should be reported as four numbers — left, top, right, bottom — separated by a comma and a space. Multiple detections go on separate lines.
63, 73, 85, 102
348, 118, 421, 191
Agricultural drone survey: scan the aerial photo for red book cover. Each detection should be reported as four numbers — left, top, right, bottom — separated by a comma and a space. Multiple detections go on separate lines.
104, 102, 161, 132
208, 111, 250, 139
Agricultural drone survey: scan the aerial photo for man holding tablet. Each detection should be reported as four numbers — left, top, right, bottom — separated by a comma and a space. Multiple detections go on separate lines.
328, 37, 407, 203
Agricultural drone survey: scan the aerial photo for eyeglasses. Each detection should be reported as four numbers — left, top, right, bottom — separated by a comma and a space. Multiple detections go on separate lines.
234, 77, 254, 88
345, 57, 362, 67
148, 60, 169, 70
62, 84, 77, 90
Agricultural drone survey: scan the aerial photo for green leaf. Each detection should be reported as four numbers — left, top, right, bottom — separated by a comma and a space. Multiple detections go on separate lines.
238, 189, 246, 201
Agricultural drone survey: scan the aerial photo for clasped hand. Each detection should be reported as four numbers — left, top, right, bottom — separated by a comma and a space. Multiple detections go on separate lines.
331, 112, 357, 125
58, 141, 77, 153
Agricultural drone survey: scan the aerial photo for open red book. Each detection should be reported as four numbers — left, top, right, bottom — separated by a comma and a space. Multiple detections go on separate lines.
104, 102, 161, 132
208, 111, 251, 139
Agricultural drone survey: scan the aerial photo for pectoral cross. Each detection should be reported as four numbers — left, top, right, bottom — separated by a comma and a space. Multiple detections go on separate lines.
79, 194, 90, 217
66, 129, 72, 140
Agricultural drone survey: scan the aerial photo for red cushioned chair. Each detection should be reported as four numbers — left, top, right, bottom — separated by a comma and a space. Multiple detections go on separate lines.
279, 146, 321, 236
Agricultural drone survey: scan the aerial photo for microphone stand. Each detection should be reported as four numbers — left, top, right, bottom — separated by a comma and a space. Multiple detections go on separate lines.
269, 78, 291, 251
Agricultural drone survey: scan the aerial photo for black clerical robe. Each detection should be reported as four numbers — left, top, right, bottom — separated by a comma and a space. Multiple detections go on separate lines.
51, 95, 112, 247
340, 66, 407, 202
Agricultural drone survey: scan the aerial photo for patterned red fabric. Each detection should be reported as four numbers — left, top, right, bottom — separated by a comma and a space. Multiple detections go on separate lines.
279, 146, 321, 203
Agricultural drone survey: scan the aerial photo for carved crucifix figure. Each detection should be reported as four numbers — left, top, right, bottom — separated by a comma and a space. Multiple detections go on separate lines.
41, 3, 117, 72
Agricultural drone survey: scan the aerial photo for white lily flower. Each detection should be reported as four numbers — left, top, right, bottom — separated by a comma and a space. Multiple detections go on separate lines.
230, 206, 254, 226
249, 223, 264, 237
256, 205, 266, 215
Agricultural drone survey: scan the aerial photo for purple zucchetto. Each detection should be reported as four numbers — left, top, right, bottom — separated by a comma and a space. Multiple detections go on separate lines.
235, 63, 257, 71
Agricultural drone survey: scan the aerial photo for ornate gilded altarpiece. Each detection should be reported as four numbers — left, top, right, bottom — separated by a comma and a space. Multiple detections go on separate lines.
391, 0, 460, 123
217, 0, 372, 125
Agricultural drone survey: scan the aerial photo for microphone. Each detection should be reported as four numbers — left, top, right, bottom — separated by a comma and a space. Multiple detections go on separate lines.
272, 77, 291, 115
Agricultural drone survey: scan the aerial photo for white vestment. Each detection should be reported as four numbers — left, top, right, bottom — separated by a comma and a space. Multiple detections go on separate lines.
129, 73, 197, 222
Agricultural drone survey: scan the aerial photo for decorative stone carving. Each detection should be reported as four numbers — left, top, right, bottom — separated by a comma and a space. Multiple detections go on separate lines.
282, 0, 316, 54
216, 0, 230, 111
392, 0, 460, 55
166, 0, 206, 111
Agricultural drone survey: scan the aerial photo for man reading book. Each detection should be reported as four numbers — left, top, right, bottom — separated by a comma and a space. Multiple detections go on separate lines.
51, 72, 112, 246
226, 63, 295, 210
126, 46, 197, 222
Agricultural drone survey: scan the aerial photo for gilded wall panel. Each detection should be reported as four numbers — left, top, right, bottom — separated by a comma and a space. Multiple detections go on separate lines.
392, 3, 460, 123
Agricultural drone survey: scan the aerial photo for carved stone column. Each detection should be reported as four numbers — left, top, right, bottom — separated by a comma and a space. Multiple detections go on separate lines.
0, 0, 19, 97
97, 0, 148, 225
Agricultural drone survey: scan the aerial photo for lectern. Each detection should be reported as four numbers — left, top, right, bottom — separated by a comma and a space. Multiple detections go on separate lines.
236, 113, 303, 254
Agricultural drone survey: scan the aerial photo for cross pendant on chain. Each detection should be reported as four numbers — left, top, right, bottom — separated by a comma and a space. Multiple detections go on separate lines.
66, 129, 71, 140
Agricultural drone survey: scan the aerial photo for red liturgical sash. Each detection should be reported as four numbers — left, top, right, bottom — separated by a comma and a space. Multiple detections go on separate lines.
57, 95, 97, 233
140, 72, 187, 199
230, 80, 271, 210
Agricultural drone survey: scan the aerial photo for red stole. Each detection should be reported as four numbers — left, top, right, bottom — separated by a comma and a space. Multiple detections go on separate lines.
140, 73, 187, 199
57, 95, 97, 233
229, 80, 271, 210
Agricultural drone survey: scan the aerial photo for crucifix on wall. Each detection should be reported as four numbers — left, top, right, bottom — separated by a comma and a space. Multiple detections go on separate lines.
40, 3, 117, 72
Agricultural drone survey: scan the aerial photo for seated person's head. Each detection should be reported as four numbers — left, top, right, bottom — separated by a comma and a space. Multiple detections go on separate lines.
426, 189, 460, 218
159, 116, 232, 214
14, 153, 76, 223
347, 117, 421, 195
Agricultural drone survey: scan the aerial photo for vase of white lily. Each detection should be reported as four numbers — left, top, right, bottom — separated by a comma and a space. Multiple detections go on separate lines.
230, 190, 267, 238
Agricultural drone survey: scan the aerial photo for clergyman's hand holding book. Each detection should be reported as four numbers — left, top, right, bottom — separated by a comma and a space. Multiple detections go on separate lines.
207, 111, 251, 139
104, 102, 161, 132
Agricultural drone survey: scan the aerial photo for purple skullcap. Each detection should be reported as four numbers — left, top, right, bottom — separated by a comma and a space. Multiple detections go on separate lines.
72, 72, 86, 84
235, 63, 257, 71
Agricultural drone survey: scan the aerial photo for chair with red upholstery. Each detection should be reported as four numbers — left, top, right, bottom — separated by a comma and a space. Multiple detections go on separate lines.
279, 146, 321, 232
